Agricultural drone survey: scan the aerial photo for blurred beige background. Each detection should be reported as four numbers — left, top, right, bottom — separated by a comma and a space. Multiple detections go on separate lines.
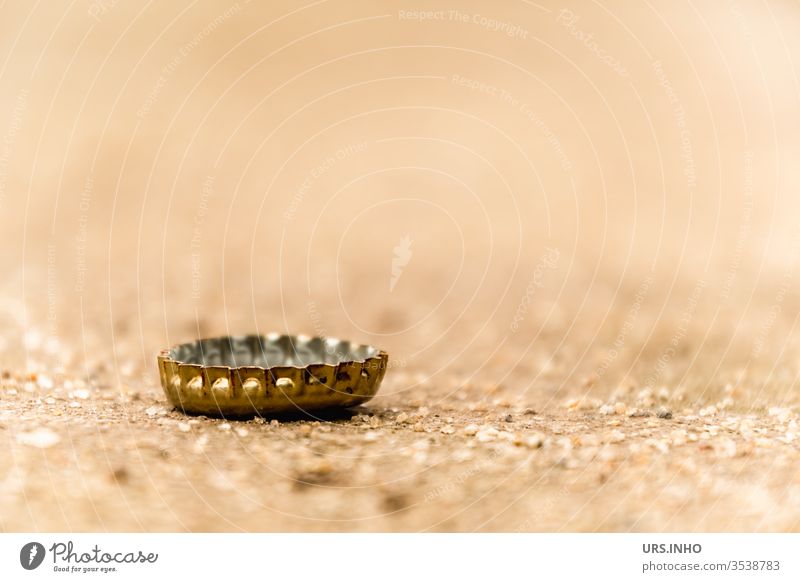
1, 1, 800, 532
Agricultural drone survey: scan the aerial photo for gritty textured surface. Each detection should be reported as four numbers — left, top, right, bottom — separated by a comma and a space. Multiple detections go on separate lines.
1, 1, 800, 531
2, 358, 799, 532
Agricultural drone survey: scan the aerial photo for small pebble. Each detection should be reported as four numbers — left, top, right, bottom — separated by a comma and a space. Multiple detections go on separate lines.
17, 428, 60, 449
463, 424, 479, 436
609, 430, 626, 443
769, 407, 792, 423
628, 408, 652, 418
670, 429, 687, 445
525, 433, 545, 448
193, 434, 209, 454
476, 427, 499, 442
657, 407, 673, 419
497, 430, 516, 442
714, 438, 737, 458
110, 467, 129, 484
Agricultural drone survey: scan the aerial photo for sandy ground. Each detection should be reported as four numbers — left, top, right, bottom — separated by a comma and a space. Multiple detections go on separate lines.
1, 1, 800, 531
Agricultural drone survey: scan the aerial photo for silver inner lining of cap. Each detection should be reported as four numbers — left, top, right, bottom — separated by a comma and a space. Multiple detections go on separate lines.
168, 335, 378, 367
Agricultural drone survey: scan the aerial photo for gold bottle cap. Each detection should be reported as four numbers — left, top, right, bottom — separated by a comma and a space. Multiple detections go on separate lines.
157, 334, 388, 417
